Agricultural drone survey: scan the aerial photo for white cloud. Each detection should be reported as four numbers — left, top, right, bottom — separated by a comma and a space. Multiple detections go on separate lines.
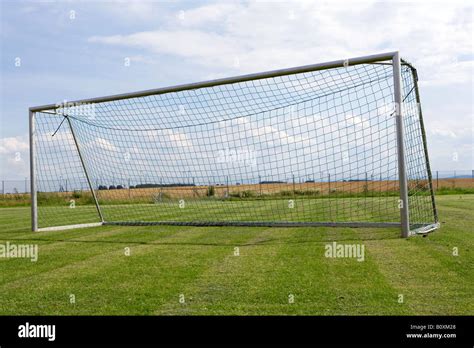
345, 114, 370, 128
176, 3, 240, 27
164, 130, 193, 148
87, 0, 473, 87
95, 137, 117, 152
430, 128, 458, 138
89, 30, 240, 69
0, 135, 29, 179
0, 135, 29, 154
418, 59, 473, 87
140, 129, 193, 148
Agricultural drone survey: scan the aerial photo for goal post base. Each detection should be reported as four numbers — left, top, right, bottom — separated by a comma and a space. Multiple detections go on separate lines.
37, 222, 104, 232
409, 223, 440, 236
33, 221, 440, 235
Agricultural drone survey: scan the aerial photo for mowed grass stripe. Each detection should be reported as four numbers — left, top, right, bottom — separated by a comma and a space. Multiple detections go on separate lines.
0, 227, 260, 315
0, 225, 192, 286
265, 230, 411, 315
154, 227, 279, 315
433, 196, 474, 247
0, 207, 32, 236
154, 227, 408, 315
366, 237, 472, 315
435, 194, 474, 209
0, 225, 196, 314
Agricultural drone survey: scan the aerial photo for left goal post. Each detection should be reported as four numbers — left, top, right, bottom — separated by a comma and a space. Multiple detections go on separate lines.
29, 110, 37, 232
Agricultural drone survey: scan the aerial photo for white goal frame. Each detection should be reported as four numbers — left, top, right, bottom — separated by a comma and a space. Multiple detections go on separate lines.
29, 51, 439, 237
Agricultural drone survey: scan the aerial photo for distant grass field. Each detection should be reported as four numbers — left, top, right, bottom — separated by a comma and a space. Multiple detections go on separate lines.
0, 195, 472, 315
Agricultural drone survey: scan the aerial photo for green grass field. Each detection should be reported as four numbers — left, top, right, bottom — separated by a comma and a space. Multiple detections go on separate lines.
0, 195, 472, 315
35, 196, 403, 228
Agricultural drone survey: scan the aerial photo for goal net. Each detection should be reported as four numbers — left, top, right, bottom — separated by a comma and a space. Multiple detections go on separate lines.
30, 52, 438, 236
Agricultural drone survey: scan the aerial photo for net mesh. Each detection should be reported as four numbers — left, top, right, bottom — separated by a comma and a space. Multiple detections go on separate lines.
33, 61, 437, 230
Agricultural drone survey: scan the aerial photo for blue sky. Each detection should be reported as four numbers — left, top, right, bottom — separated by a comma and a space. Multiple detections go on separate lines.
0, 0, 472, 179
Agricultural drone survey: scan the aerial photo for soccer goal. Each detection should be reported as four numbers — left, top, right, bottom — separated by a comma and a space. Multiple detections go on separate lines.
29, 51, 439, 237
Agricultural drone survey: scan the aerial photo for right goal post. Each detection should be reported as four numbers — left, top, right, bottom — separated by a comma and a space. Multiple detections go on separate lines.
29, 51, 439, 236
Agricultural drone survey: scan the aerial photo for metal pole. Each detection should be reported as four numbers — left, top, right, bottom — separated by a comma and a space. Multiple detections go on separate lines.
29, 111, 38, 231
65, 116, 104, 222
393, 52, 410, 238
409, 65, 438, 222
